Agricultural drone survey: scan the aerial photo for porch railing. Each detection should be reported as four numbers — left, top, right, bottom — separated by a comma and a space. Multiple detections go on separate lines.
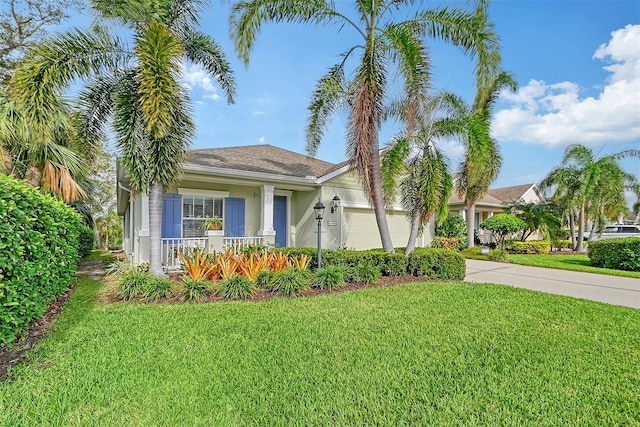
223, 236, 264, 254
162, 238, 207, 269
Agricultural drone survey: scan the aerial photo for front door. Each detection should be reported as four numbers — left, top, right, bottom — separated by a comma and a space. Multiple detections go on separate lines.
224, 198, 245, 237
274, 195, 287, 247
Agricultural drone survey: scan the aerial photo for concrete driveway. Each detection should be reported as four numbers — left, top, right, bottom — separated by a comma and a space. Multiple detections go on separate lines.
465, 259, 640, 309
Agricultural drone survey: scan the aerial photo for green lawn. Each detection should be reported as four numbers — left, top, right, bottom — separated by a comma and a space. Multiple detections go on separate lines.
508, 254, 640, 279
1, 276, 639, 426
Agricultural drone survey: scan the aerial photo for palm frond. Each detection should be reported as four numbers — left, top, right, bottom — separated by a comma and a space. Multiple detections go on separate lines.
181, 29, 236, 104
306, 63, 348, 156
135, 22, 184, 139
230, 0, 343, 66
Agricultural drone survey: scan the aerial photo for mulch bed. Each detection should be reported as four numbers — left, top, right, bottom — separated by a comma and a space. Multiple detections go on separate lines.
1, 267, 433, 380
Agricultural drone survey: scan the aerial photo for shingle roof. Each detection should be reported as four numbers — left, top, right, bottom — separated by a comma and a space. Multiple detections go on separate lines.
488, 184, 535, 203
450, 192, 504, 205
449, 183, 537, 206
185, 144, 339, 178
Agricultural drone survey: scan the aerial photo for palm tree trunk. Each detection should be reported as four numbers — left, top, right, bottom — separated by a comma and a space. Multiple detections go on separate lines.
569, 209, 576, 249
576, 202, 585, 252
371, 147, 394, 253
405, 209, 421, 255
25, 164, 41, 188
467, 202, 476, 248
149, 182, 165, 277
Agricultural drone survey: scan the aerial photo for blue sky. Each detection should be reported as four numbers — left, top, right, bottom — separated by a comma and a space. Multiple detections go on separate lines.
68, 1, 640, 196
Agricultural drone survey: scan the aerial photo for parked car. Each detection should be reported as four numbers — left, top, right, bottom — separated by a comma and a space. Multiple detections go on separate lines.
596, 224, 640, 240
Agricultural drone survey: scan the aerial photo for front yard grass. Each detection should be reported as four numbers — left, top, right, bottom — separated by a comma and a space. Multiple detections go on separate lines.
1, 276, 638, 425
508, 254, 640, 279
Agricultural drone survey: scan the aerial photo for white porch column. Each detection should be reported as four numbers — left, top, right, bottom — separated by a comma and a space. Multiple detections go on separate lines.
138, 194, 150, 265
258, 185, 276, 242
140, 194, 150, 237
461, 209, 466, 222
488, 211, 494, 218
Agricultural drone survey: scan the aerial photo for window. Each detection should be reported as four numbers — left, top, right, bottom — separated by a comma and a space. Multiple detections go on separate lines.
182, 196, 223, 238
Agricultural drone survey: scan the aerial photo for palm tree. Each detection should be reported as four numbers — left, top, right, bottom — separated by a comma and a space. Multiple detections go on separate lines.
231, 0, 501, 252
381, 94, 457, 254
11, 0, 235, 276
506, 201, 561, 241
540, 144, 639, 251
539, 167, 581, 248
441, 71, 517, 247
0, 86, 88, 202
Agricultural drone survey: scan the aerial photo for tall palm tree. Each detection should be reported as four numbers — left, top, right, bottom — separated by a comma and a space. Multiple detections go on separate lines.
539, 166, 581, 248
381, 94, 457, 254
11, 0, 235, 276
231, 0, 501, 252
540, 144, 639, 251
446, 71, 517, 247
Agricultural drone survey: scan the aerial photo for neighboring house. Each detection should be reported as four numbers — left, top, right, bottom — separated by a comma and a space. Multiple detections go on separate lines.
448, 183, 545, 244
117, 144, 434, 267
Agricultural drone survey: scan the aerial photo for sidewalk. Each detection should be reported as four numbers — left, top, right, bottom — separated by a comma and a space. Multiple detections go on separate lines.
465, 259, 640, 309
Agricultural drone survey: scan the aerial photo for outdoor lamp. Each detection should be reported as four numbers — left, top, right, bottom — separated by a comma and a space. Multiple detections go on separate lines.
313, 201, 325, 268
314, 201, 325, 221
331, 195, 341, 214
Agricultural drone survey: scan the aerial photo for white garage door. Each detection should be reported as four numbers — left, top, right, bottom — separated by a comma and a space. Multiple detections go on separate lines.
343, 208, 411, 250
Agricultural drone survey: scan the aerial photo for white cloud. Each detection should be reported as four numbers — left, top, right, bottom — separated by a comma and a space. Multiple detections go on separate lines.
181, 64, 222, 102
493, 24, 640, 147
258, 136, 265, 143
252, 110, 266, 116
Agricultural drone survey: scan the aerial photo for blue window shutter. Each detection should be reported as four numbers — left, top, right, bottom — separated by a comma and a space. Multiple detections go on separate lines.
162, 194, 182, 238
224, 198, 245, 237
274, 195, 287, 247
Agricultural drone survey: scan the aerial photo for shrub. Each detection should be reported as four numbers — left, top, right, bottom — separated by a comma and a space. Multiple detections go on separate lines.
78, 226, 95, 258
588, 238, 640, 272
181, 278, 211, 302
255, 270, 276, 289
489, 249, 510, 262
480, 214, 527, 250
218, 275, 255, 300
0, 175, 82, 345
268, 268, 311, 296
408, 248, 465, 280
105, 259, 137, 276
312, 266, 345, 290
378, 252, 409, 276
435, 215, 467, 241
144, 278, 174, 302
551, 239, 573, 250
506, 240, 550, 254
348, 262, 381, 284
118, 270, 153, 300
431, 237, 463, 251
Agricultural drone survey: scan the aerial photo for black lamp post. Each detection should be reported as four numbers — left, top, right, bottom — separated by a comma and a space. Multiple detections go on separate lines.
313, 201, 325, 269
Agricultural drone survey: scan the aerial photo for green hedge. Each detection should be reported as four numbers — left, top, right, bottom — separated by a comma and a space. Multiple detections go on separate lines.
407, 248, 466, 280
285, 247, 463, 280
588, 238, 640, 272
0, 175, 82, 345
506, 240, 551, 254
78, 225, 95, 258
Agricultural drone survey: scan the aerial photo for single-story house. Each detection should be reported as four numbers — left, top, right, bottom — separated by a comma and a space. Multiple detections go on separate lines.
448, 183, 546, 243
117, 144, 435, 267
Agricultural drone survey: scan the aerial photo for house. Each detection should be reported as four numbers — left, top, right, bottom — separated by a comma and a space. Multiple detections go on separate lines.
117, 144, 435, 267
448, 183, 546, 243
